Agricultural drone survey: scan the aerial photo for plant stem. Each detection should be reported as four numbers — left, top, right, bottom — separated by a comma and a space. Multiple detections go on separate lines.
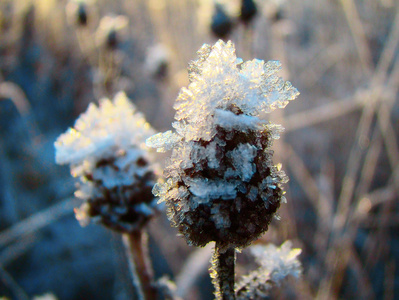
210, 243, 236, 300
122, 230, 157, 300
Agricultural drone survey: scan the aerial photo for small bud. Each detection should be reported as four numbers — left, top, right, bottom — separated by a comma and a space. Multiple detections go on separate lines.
265, 0, 286, 23
66, 0, 90, 27
211, 4, 234, 39
95, 15, 129, 50
76, 3, 88, 26
240, 0, 257, 24
145, 44, 170, 80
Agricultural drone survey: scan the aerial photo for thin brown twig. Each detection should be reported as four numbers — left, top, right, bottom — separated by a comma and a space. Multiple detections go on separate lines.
122, 231, 157, 300
339, 0, 373, 75
284, 144, 332, 228
284, 92, 365, 132
354, 124, 383, 200
335, 11, 399, 230
298, 43, 348, 88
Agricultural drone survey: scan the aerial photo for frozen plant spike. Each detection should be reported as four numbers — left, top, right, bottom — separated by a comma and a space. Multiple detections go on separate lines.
250, 241, 302, 282
55, 91, 158, 233
146, 40, 298, 299
236, 241, 302, 299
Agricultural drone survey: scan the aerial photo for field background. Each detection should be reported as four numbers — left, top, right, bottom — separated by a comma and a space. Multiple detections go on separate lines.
0, 0, 398, 299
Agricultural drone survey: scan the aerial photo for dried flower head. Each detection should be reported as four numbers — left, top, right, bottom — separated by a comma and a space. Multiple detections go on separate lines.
236, 241, 302, 299
145, 44, 170, 80
55, 92, 158, 233
66, 0, 92, 27
240, 0, 258, 24
147, 40, 299, 250
95, 15, 129, 50
211, 4, 234, 39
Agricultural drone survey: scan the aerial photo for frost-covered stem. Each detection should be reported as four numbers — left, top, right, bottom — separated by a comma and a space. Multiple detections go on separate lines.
211, 243, 236, 300
122, 231, 157, 300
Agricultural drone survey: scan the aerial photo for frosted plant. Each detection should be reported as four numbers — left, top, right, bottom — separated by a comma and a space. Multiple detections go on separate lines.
145, 44, 170, 80
55, 91, 158, 233
236, 241, 302, 299
147, 40, 299, 299
95, 15, 129, 50
66, 0, 95, 27
240, 0, 258, 24
211, 3, 234, 38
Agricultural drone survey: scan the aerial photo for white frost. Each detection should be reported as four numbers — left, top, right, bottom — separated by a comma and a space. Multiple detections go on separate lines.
55, 91, 155, 165
147, 40, 299, 147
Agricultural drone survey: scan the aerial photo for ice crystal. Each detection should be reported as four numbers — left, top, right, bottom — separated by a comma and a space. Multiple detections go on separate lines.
146, 40, 299, 249
236, 241, 302, 299
55, 92, 158, 233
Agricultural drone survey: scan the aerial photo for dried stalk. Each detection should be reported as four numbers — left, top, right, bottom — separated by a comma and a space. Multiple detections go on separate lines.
210, 243, 236, 300
122, 231, 157, 300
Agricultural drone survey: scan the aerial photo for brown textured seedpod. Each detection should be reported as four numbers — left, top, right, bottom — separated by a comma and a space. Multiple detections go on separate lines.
76, 153, 157, 233
55, 92, 158, 233
147, 40, 297, 250
66, 0, 90, 27
147, 40, 298, 299
211, 4, 234, 39
240, 0, 258, 24
159, 125, 287, 250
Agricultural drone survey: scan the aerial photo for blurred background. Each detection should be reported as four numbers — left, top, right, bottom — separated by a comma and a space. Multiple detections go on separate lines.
0, 0, 398, 299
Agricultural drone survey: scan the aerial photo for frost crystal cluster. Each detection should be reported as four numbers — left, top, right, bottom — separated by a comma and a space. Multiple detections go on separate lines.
147, 40, 299, 249
236, 241, 302, 299
55, 92, 158, 233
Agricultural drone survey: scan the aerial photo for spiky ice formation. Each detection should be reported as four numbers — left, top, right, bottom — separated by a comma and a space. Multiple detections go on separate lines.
55, 91, 158, 233
236, 241, 302, 299
147, 40, 299, 249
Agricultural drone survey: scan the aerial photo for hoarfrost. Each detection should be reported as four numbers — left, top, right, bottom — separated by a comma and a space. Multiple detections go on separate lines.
227, 143, 257, 182
250, 241, 302, 282
185, 177, 238, 200
146, 130, 182, 153
214, 109, 263, 131
146, 40, 299, 146
146, 40, 299, 249
236, 241, 302, 299
55, 91, 155, 165
55, 92, 158, 230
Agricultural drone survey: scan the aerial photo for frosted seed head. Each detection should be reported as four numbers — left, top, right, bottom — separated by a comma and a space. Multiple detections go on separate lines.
145, 44, 170, 80
147, 40, 298, 249
240, 0, 258, 24
55, 92, 158, 233
95, 15, 129, 50
211, 4, 234, 39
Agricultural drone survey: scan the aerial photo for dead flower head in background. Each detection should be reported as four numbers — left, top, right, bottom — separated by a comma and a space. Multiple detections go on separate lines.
55, 91, 158, 233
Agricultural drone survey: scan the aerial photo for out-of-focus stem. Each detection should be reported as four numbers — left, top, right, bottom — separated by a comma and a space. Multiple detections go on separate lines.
122, 231, 157, 300
210, 243, 236, 300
